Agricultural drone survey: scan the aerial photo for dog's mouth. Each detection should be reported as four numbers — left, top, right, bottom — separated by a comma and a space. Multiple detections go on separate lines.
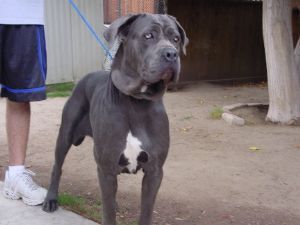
139, 69, 175, 95
160, 69, 175, 84
141, 79, 165, 96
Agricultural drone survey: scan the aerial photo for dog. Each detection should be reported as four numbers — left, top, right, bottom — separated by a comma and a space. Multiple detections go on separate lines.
43, 13, 188, 225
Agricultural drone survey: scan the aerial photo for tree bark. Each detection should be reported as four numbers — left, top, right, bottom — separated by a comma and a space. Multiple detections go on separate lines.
263, 0, 300, 124
295, 37, 300, 73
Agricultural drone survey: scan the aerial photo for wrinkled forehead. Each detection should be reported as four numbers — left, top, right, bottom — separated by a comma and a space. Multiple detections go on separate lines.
129, 14, 178, 35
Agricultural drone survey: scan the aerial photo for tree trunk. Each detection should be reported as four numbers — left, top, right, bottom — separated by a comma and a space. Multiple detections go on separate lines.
295, 37, 300, 73
263, 0, 300, 124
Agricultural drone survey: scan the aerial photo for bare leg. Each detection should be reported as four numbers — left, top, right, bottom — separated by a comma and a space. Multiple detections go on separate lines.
6, 100, 30, 166
3, 99, 48, 206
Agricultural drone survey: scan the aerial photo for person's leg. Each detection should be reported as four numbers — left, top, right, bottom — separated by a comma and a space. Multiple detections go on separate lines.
6, 100, 30, 166
3, 99, 46, 205
3, 100, 47, 206
1, 25, 47, 205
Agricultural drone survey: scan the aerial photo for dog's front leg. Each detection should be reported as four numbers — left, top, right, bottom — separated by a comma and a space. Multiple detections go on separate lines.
139, 168, 163, 225
97, 167, 118, 225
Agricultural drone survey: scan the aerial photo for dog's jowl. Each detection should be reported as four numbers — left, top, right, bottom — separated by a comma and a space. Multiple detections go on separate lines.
43, 13, 188, 225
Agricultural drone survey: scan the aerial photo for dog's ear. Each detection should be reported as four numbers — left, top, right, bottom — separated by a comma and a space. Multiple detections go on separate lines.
167, 15, 189, 55
117, 14, 142, 41
103, 14, 141, 45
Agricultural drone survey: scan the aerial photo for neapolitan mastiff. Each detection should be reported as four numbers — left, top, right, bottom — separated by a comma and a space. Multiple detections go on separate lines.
43, 13, 188, 225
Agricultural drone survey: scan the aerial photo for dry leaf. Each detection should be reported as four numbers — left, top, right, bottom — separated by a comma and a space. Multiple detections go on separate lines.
249, 146, 260, 151
175, 217, 184, 221
181, 127, 192, 133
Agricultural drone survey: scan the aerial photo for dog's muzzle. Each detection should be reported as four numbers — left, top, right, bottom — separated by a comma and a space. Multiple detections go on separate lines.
162, 47, 178, 63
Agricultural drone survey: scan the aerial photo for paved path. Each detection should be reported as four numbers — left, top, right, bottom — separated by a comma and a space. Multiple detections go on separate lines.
0, 182, 99, 225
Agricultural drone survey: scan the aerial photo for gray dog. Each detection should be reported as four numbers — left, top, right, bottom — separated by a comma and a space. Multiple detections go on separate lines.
43, 14, 188, 225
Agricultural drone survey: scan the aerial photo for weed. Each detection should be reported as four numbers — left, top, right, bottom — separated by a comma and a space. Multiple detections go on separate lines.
128, 222, 138, 225
119, 221, 138, 225
181, 115, 194, 121
210, 106, 223, 119
58, 193, 101, 222
47, 82, 75, 98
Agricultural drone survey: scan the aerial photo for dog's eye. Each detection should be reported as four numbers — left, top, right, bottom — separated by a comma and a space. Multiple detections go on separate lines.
144, 33, 153, 39
173, 36, 180, 43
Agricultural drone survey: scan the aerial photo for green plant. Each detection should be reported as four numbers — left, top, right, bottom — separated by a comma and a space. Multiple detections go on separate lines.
58, 192, 86, 211
119, 221, 138, 225
47, 82, 75, 98
58, 193, 101, 222
181, 115, 194, 121
210, 106, 223, 119
128, 222, 138, 225
57, 193, 137, 224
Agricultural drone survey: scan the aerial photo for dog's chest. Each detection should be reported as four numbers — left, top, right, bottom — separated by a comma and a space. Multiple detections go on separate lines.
123, 132, 144, 173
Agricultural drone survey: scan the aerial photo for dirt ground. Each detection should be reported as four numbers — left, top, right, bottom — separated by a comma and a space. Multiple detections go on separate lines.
1, 82, 300, 225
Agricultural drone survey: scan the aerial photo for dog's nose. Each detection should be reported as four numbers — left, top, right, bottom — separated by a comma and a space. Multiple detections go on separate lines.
162, 48, 178, 62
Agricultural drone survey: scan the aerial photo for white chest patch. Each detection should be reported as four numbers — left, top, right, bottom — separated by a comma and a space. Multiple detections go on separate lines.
124, 132, 143, 173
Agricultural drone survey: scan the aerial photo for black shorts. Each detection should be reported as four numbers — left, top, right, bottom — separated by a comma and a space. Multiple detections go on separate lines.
0, 25, 47, 102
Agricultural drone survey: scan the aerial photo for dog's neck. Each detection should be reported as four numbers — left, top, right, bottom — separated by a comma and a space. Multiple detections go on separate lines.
111, 44, 141, 77
105, 74, 157, 110
110, 44, 144, 97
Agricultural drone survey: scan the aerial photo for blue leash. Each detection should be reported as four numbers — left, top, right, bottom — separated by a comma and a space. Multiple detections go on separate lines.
68, 0, 113, 60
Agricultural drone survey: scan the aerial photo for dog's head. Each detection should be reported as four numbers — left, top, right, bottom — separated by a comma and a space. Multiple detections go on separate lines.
104, 14, 188, 101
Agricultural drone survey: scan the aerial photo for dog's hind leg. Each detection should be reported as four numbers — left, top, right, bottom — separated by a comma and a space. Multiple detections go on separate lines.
42, 128, 72, 212
72, 114, 92, 146
43, 97, 89, 212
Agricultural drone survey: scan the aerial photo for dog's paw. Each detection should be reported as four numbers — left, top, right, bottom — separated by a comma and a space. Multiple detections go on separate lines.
42, 199, 58, 212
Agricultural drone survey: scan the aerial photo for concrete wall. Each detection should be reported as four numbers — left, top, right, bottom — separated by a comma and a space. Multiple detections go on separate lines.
44, 0, 104, 84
